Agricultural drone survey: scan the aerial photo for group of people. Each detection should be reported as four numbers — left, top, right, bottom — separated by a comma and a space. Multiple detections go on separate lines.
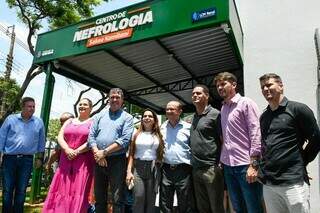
0, 72, 319, 213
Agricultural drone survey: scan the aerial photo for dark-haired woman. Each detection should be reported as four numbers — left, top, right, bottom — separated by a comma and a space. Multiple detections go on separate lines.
43, 98, 94, 213
126, 109, 164, 213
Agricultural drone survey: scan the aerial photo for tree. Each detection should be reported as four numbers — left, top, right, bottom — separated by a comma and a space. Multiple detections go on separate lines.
0, 76, 21, 120
73, 87, 108, 117
73, 88, 145, 118
1, 0, 103, 123
46, 118, 61, 143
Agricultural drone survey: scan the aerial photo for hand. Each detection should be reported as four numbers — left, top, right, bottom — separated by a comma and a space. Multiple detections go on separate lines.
126, 171, 134, 186
97, 158, 108, 167
246, 165, 258, 183
92, 147, 100, 162
65, 148, 78, 160
94, 150, 105, 162
92, 147, 99, 155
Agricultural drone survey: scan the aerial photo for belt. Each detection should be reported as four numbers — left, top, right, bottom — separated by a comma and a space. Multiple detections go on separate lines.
163, 163, 190, 170
134, 159, 153, 163
4, 154, 33, 158
106, 153, 126, 160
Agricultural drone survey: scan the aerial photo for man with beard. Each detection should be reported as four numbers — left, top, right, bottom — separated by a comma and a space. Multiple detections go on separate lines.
259, 73, 320, 213
214, 72, 262, 213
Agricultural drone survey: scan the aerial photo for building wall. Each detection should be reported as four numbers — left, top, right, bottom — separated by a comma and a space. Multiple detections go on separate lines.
235, 0, 320, 212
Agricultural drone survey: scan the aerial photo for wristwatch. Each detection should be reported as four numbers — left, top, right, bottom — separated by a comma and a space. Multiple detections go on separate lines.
103, 148, 109, 157
251, 159, 259, 168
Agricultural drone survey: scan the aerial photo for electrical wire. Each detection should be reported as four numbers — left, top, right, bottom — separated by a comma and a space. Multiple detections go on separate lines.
0, 23, 31, 54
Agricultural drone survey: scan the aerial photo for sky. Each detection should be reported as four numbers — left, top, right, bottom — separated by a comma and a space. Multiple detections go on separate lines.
0, 0, 146, 118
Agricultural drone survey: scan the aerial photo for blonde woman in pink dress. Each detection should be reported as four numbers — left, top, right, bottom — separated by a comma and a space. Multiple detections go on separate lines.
43, 98, 95, 213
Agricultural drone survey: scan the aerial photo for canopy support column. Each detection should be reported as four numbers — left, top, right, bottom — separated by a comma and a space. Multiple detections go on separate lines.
30, 62, 55, 203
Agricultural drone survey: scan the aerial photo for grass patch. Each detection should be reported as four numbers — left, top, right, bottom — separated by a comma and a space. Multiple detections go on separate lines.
0, 186, 48, 212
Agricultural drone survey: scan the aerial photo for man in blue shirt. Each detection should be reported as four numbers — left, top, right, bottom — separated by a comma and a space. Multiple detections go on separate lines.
160, 101, 194, 213
88, 88, 134, 213
0, 97, 45, 213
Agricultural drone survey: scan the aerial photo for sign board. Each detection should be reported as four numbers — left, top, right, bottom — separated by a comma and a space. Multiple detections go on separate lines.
33, 0, 229, 64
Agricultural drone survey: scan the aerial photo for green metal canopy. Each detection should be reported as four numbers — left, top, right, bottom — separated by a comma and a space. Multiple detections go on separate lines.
33, 0, 243, 113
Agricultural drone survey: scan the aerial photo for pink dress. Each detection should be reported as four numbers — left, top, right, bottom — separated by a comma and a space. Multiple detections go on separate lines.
42, 120, 94, 213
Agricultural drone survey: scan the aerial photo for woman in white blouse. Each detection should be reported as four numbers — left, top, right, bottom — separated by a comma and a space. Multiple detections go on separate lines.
126, 109, 164, 213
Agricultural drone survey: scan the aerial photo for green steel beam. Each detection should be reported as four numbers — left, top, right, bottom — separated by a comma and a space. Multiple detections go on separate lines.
30, 62, 55, 203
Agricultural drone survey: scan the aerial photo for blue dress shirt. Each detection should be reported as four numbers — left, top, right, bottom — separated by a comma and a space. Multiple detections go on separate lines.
161, 119, 191, 165
88, 108, 134, 156
0, 113, 45, 155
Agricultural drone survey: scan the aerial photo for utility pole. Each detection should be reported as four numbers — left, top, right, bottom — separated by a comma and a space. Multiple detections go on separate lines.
4, 25, 15, 80
0, 25, 15, 118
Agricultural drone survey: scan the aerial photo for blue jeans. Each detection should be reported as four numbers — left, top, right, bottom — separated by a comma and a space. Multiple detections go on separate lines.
2, 154, 33, 213
223, 164, 263, 213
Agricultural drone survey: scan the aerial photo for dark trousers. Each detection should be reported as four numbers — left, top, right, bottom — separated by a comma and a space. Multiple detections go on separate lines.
124, 188, 133, 213
193, 165, 224, 213
94, 154, 126, 213
2, 154, 33, 213
160, 163, 194, 213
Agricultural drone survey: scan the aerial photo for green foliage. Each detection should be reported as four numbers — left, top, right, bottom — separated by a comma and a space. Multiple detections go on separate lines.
47, 118, 61, 142
0, 77, 21, 113
1, 0, 104, 121
6, 0, 103, 30
124, 101, 144, 115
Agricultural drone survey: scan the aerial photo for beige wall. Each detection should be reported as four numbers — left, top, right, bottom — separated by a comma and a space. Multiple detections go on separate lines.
235, 0, 320, 212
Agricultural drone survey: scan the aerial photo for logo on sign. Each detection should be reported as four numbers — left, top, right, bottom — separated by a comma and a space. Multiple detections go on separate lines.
192, 8, 216, 22
36, 49, 54, 58
73, 7, 153, 48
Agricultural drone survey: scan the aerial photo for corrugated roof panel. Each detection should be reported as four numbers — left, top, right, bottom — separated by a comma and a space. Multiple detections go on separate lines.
160, 27, 239, 77
138, 93, 181, 109
113, 40, 191, 84
64, 51, 156, 91
173, 89, 193, 104
162, 27, 224, 43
